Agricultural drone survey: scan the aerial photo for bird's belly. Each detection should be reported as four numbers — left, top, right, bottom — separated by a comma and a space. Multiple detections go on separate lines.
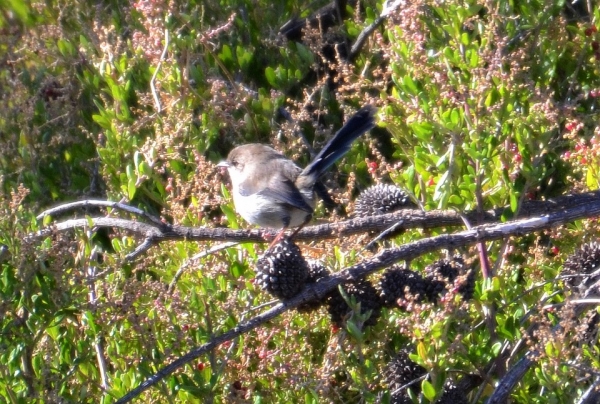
233, 193, 312, 229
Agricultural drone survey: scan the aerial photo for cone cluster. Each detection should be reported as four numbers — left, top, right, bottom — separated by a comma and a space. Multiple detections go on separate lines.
561, 241, 600, 297
384, 349, 426, 402
422, 256, 475, 302
297, 260, 332, 313
255, 238, 309, 299
354, 184, 415, 217
378, 257, 475, 308
384, 349, 469, 403
326, 278, 383, 327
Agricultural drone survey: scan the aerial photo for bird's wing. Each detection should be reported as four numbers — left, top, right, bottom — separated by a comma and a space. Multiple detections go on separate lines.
257, 174, 314, 213
235, 152, 313, 213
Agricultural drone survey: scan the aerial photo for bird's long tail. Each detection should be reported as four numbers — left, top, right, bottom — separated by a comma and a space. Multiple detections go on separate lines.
301, 105, 376, 181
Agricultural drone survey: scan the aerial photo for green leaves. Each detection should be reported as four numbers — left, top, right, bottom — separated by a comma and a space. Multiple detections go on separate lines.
2, 0, 35, 25
3, 0, 600, 402
421, 379, 436, 401
265, 66, 302, 90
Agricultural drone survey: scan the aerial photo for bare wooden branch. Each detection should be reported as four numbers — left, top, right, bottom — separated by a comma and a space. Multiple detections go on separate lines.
577, 377, 600, 404
34, 218, 165, 238
114, 195, 600, 403
348, 16, 386, 61
36, 199, 164, 225
125, 238, 155, 261
30, 191, 600, 402
486, 355, 535, 404
348, 0, 403, 61
33, 190, 600, 257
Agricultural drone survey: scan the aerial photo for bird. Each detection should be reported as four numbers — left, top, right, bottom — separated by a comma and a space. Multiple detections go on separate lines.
218, 106, 376, 247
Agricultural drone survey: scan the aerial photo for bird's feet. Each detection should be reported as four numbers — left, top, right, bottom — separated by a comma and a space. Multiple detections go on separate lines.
267, 229, 287, 250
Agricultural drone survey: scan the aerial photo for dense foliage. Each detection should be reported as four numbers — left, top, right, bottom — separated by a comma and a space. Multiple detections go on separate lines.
2, 0, 600, 402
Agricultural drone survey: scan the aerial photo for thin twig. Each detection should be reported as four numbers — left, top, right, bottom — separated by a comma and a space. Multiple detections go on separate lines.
203, 300, 216, 404
168, 241, 239, 293
576, 376, 600, 404
362, 220, 405, 251
240, 299, 279, 317
459, 212, 498, 345
486, 355, 535, 404
115, 301, 288, 404
125, 238, 156, 261
36, 199, 164, 226
390, 374, 428, 396
86, 246, 109, 389
347, 0, 403, 61
348, 16, 385, 61
151, 28, 170, 113
545, 298, 600, 308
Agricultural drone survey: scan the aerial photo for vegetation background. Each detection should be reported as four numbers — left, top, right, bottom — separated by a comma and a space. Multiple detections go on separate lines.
1, 0, 600, 402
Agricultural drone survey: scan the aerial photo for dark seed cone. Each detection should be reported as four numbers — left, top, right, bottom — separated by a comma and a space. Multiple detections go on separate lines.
354, 184, 415, 217
423, 256, 475, 302
255, 238, 308, 299
384, 349, 427, 401
377, 266, 429, 307
306, 260, 330, 283
327, 278, 382, 327
391, 394, 413, 404
437, 383, 468, 404
297, 260, 332, 313
561, 241, 600, 297
425, 256, 463, 281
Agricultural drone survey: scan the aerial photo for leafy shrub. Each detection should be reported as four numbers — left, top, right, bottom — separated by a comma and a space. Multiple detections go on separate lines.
1, 0, 600, 402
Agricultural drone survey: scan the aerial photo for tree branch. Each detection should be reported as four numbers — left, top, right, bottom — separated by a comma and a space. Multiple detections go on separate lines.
115, 194, 600, 403
34, 190, 600, 261
36, 199, 165, 226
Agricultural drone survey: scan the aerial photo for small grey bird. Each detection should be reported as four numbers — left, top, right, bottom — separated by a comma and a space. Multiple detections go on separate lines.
218, 106, 376, 246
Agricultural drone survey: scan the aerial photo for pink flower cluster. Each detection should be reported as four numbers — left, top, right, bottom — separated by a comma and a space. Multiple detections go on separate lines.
131, 0, 171, 62
562, 123, 600, 169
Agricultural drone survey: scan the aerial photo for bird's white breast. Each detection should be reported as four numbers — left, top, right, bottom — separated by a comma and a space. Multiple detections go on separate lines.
232, 190, 313, 229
